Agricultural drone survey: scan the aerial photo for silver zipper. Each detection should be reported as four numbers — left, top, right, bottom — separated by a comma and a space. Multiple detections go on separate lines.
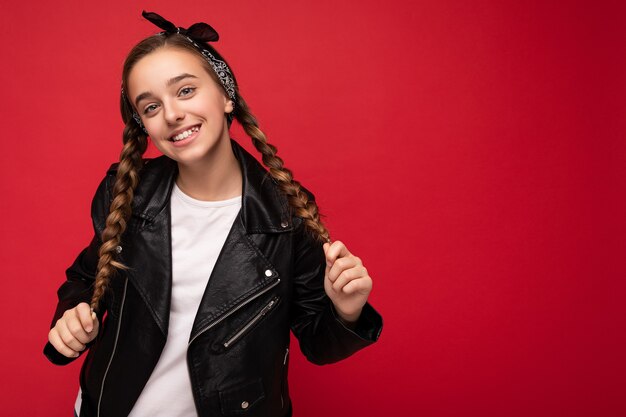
223, 296, 280, 349
281, 346, 289, 409
97, 277, 128, 417
189, 277, 281, 347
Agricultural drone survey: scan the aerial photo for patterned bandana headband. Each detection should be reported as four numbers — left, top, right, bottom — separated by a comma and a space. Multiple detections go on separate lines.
122, 10, 237, 134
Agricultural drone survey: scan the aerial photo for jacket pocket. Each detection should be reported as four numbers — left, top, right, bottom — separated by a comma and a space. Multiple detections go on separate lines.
219, 377, 265, 415
221, 296, 281, 350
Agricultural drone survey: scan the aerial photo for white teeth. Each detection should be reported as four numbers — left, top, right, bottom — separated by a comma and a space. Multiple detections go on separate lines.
171, 126, 199, 141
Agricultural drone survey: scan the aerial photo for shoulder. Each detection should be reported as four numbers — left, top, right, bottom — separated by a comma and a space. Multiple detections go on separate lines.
100, 156, 174, 194
90, 156, 172, 233
95, 157, 160, 201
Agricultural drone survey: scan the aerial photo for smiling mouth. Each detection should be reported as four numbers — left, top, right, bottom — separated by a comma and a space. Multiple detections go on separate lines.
170, 125, 200, 142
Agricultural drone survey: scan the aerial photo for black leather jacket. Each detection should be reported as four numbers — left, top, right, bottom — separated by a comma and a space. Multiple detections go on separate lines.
44, 140, 383, 417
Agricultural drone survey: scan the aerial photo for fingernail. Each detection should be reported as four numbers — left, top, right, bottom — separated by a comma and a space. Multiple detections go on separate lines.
73, 352, 79, 358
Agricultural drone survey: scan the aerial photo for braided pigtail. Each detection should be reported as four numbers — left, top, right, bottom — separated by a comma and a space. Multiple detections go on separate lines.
90, 121, 148, 312
233, 94, 330, 244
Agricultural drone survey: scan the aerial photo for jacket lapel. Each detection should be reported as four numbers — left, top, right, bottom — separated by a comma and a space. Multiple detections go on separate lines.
118, 155, 177, 336
187, 214, 279, 343
119, 139, 292, 338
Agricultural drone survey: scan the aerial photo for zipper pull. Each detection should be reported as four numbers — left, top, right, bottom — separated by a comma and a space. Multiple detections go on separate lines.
221, 296, 281, 350
260, 299, 277, 316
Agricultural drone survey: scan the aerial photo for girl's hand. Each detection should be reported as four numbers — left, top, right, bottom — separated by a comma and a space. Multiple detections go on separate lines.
323, 241, 373, 324
48, 302, 99, 358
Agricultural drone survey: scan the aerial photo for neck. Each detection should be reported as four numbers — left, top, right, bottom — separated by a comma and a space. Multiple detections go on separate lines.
175, 139, 242, 201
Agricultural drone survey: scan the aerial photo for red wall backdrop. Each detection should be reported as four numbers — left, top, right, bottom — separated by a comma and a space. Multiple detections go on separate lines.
1, 1, 625, 416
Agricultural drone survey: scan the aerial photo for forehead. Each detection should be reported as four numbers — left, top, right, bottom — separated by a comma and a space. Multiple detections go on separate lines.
128, 47, 209, 93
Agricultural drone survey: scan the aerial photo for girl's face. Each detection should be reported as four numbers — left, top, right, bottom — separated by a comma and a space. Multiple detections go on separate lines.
127, 47, 234, 167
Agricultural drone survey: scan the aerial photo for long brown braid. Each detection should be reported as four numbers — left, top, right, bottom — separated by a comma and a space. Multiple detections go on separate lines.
90, 33, 329, 312
90, 121, 147, 312
233, 94, 331, 243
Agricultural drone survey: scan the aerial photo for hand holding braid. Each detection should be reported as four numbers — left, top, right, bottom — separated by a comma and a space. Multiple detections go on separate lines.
47, 302, 99, 358
323, 241, 372, 325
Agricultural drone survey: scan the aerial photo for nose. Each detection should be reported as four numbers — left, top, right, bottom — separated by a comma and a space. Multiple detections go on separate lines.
163, 99, 184, 124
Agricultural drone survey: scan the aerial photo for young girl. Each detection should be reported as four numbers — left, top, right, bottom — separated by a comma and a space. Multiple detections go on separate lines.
44, 10, 382, 417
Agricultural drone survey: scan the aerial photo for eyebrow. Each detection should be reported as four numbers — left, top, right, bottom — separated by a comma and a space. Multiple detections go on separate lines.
134, 73, 199, 107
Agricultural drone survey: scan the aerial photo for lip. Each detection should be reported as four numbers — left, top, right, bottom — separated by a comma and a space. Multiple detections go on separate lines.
169, 124, 201, 147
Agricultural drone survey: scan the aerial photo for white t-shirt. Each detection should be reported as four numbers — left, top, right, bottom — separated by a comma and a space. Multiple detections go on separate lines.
75, 182, 241, 416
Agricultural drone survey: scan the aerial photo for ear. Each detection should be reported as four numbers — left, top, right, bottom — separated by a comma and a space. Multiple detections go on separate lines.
224, 99, 234, 114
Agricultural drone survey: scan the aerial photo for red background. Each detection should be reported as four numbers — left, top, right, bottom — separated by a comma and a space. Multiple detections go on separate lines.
1, 1, 625, 416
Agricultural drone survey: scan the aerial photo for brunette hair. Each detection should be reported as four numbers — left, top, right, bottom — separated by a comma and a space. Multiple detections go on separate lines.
90, 33, 329, 311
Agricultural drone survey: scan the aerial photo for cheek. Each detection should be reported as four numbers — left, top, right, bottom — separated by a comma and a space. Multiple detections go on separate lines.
192, 94, 227, 118
142, 119, 163, 140
142, 125, 168, 152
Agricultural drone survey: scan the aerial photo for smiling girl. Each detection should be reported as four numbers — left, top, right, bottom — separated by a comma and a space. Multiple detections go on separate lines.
44, 10, 382, 417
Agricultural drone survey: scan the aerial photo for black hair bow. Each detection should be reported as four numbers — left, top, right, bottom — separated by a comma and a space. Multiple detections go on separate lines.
141, 10, 219, 43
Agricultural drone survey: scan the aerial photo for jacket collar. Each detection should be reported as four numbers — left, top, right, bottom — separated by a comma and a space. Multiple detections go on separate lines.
128, 139, 293, 233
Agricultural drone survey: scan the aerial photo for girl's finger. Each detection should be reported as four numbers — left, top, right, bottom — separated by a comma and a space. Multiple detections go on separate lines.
327, 256, 358, 283
57, 319, 86, 352
331, 267, 364, 292
48, 328, 79, 358
67, 313, 92, 345
323, 242, 330, 254
324, 240, 350, 266
323, 243, 331, 277
342, 275, 372, 295
75, 302, 95, 333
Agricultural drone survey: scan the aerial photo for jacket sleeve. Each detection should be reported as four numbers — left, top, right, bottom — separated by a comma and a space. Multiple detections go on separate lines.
289, 220, 383, 365
43, 172, 112, 365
